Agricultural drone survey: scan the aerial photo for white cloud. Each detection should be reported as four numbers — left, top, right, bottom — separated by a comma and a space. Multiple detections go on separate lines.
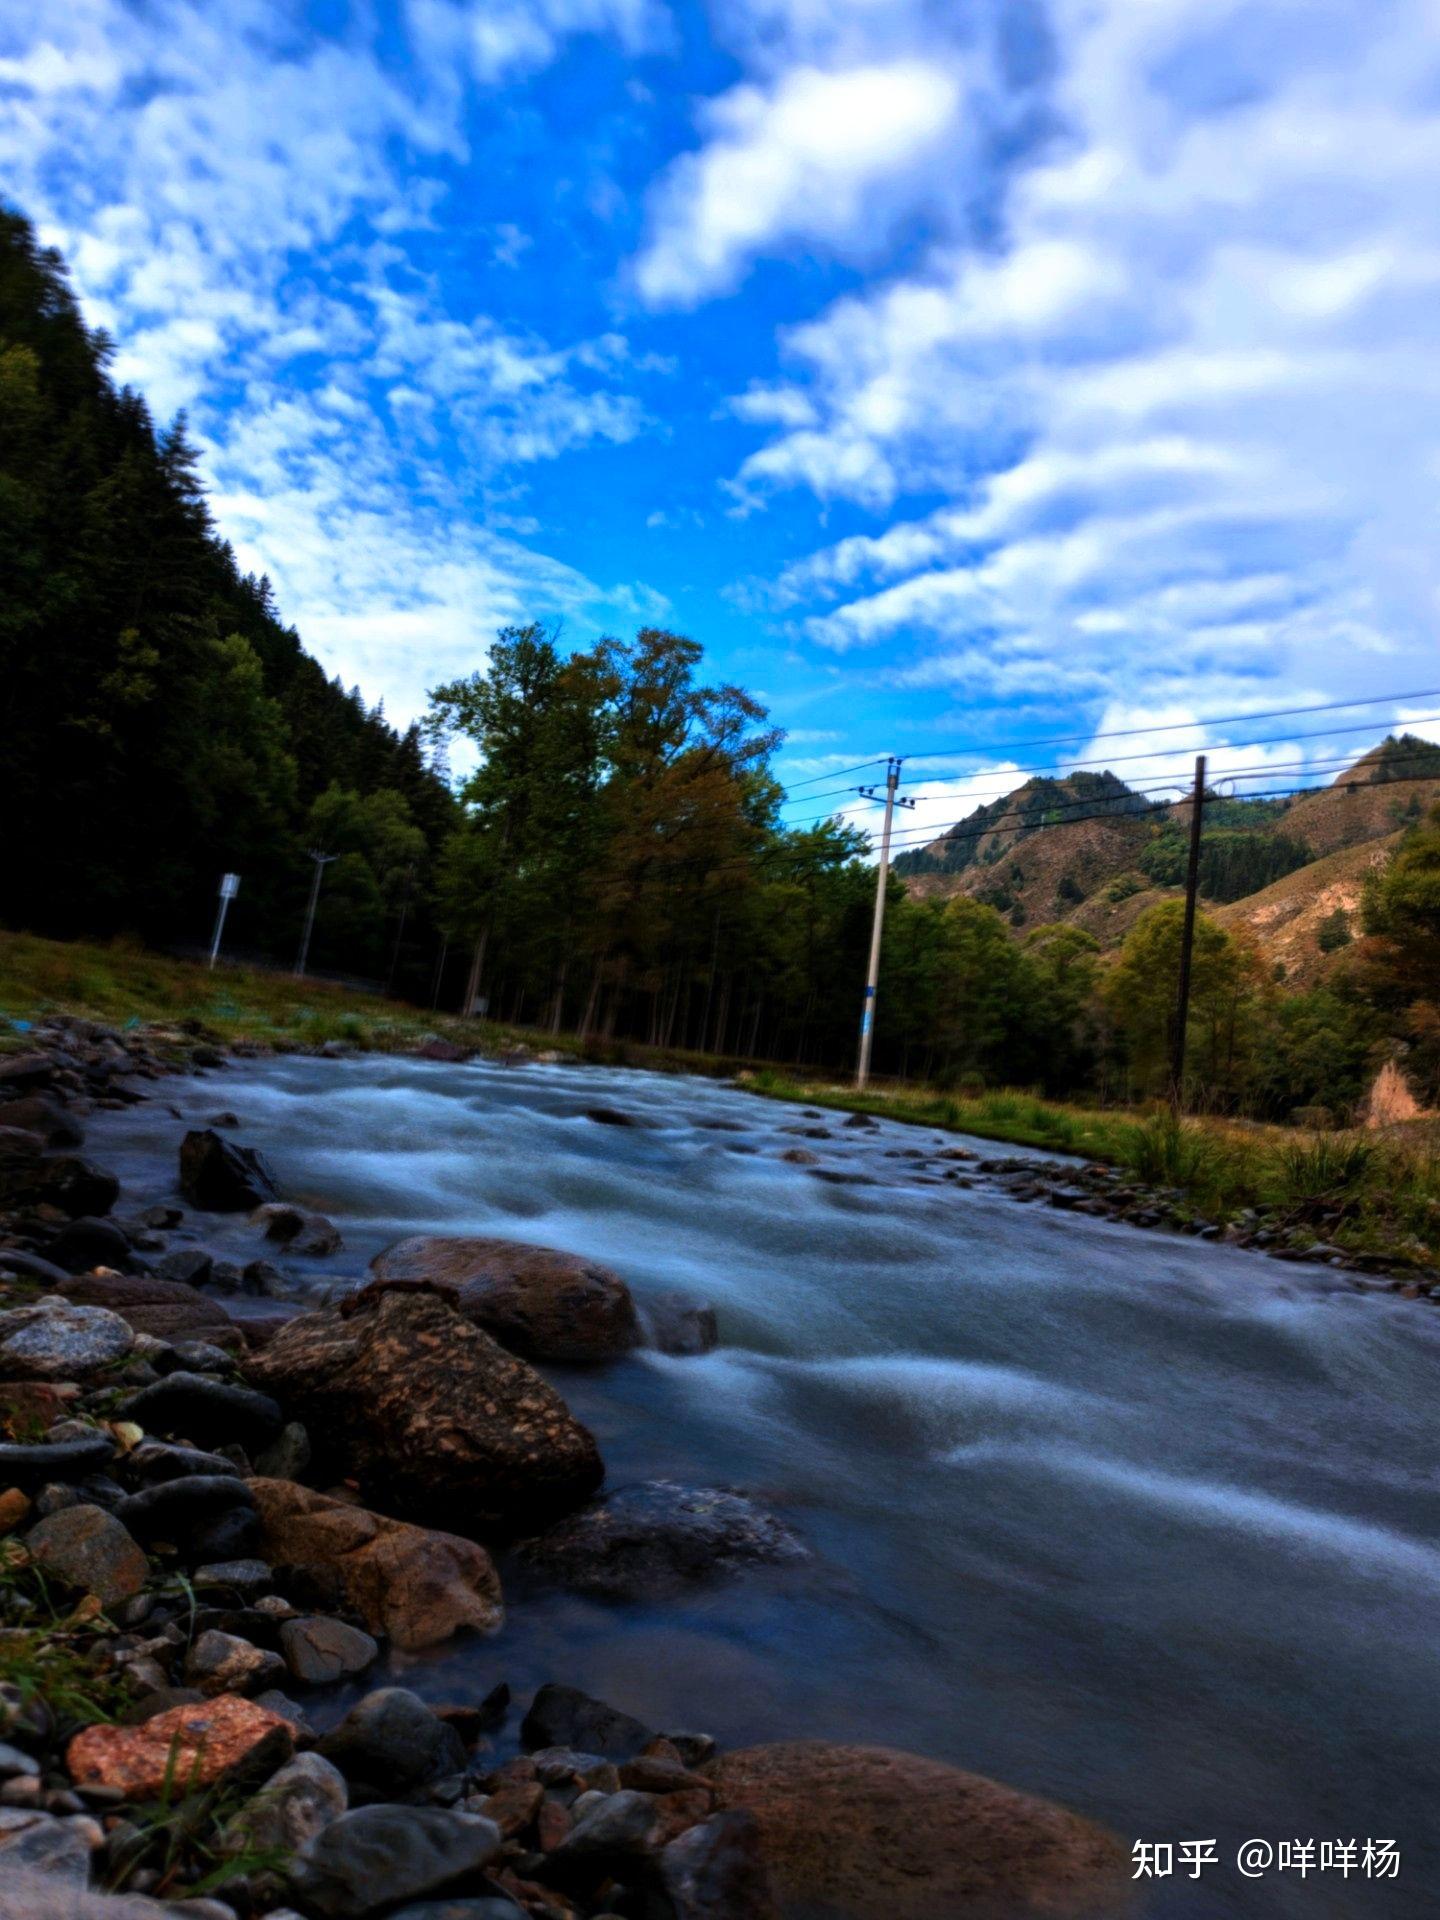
404, 0, 671, 86
718, 0, 1440, 728
635, 59, 965, 306
0, 0, 668, 724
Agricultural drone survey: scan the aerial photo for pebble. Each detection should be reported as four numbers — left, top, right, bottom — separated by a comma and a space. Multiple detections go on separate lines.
280, 1616, 380, 1686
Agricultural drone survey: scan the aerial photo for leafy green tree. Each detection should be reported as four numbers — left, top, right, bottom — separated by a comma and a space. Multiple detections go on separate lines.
1103, 902, 1264, 1101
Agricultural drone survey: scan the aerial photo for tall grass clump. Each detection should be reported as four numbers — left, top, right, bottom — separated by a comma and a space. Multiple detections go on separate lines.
1268, 1135, 1377, 1215
1120, 1109, 1253, 1212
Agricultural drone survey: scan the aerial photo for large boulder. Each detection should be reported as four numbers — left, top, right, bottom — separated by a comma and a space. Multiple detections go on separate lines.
515, 1482, 807, 1600
705, 1743, 1131, 1920
179, 1129, 278, 1212
0, 1296, 133, 1380
244, 1287, 603, 1534
367, 1237, 641, 1363
58, 1271, 241, 1350
249, 1479, 503, 1650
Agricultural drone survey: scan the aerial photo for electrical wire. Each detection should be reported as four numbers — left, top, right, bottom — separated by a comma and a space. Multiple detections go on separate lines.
777, 756, 889, 793
886, 711, 1440, 790
784, 746, 1440, 846
901, 686, 1440, 763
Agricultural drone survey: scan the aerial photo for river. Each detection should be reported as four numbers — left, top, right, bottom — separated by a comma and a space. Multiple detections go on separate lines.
89, 1053, 1440, 1917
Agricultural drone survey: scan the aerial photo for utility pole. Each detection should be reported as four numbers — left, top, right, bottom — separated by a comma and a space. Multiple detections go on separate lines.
855, 757, 914, 1090
294, 849, 336, 980
1170, 753, 1207, 1109
209, 873, 240, 971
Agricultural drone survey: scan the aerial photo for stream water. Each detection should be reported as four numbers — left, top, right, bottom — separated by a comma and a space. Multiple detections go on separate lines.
89, 1054, 1440, 1917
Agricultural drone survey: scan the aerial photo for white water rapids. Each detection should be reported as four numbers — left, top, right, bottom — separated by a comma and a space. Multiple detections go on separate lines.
90, 1054, 1440, 1917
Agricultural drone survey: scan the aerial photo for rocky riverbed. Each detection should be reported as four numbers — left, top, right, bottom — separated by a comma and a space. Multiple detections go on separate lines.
0, 1018, 1137, 1919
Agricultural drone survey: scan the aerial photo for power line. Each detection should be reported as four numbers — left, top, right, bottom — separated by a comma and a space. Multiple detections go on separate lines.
783, 739, 1440, 840
891, 711, 1440, 789
778, 756, 889, 793
903, 686, 1440, 763
781, 755, 1440, 853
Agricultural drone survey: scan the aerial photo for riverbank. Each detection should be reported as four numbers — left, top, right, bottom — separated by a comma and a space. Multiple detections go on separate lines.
741, 1070, 1440, 1292
5, 930, 1437, 1294
0, 1013, 1138, 1917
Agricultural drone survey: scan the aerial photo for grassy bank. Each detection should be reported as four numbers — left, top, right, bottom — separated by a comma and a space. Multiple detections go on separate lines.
746, 1069, 1440, 1277
0, 929, 754, 1077
4, 929, 1437, 1279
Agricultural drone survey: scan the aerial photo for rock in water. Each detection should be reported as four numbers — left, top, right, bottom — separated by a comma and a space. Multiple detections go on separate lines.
0, 1296, 133, 1379
367, 1237, 640, 1362
244, 1288, 603, 1533
519, 1684, 653, 1760
252, 1203, 343, 1256
292, 1806, 502, 1916
641, 1291, 719, 1356
249, 1479, 503, 1650
179, 1129, 279, 1211
706, 1742, 1131, 1920
514, 1482, 807, 1599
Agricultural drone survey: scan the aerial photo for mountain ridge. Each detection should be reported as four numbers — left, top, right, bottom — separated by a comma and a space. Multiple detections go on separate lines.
894, 733, 1440, 964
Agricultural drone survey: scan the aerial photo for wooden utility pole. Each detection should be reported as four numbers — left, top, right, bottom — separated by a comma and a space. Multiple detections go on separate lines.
855, 758, 914, 1090
1170, 754, 1207, 1108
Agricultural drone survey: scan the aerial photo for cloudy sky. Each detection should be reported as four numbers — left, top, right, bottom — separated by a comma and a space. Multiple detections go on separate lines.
4, 0, 1440, 842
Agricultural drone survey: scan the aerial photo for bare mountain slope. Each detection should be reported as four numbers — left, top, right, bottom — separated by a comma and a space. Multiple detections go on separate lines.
894, 734, 1438, 961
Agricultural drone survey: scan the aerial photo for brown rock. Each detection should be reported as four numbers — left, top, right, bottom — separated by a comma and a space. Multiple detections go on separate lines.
249, 1478, 504, 1649
0, 1487, 32, 1536
24, 1505, 148, 1606
57, 1273, 241, 1351
0, 1382, 78, 1431
652, 1785, 719, 1845
484, 1779, 544, 1837
244, 1288, 603, 1534
706, 1742, 1132, 1920
535, 1796, 571, 1851
67, 1695, 294, 1797
367, 1236, 641, 1363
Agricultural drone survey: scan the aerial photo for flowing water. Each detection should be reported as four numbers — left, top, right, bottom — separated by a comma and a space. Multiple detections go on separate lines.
91, 1054, 1440, 1916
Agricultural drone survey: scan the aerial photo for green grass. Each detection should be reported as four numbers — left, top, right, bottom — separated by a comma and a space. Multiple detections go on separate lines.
743, 1068, 1440, 1275
0, 928, 761, 1077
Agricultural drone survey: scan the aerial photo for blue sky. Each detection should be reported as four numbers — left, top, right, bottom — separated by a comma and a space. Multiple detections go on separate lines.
4, 0, 1440, 845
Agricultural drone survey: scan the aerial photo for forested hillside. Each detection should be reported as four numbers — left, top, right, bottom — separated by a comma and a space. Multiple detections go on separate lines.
0, 210, 455, 989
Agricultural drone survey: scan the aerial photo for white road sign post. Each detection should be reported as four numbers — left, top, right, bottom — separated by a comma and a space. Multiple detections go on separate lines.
209, 872, 240, 970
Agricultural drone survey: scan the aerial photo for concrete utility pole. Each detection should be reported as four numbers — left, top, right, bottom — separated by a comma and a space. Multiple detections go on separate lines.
1170, 753, 1207, 1108
208, 873, 240, 971
294, 849, 336, 980
855, 757, 915, 1090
